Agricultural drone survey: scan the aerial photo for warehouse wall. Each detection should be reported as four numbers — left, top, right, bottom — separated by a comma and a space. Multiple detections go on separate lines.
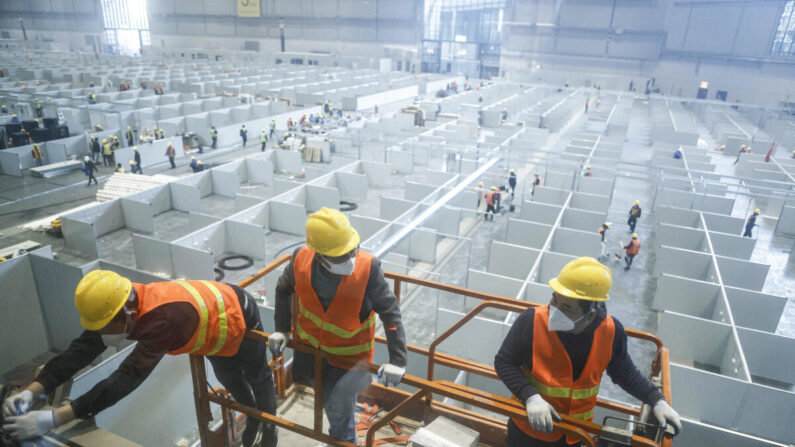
0, 0, 104, 51
146, 0, 423, 59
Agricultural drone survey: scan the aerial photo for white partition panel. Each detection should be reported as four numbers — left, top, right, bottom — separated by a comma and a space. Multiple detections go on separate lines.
466, 270, 523, 301
533, 186, 569, 206
734, 384, 795, 443
560, 208, 605, 232
437, 206, 461, 236
349, 215, 389, 242
274, 150, 302, 173
246, 158, 275, 186
436, 308, 507, 365
61, 216, 99, 258
487, 241, 539, 280
655, 223, 706, 252
405, 181, 438, 202
269, 201, 307, 236
409, 229, 437, 264
506, 219, 551, 249
305, 185, 341, 213
724, 287, 787, 333
709, 232, 755, 260
549, 227, 601, 257
737, 328, 795, 385
658, 311, 732, 367
133, 234, 174, 278
226, 221, 266, 259
715, 257, 769, 291
171, 244, 213, 280
335, 172, 368, 201
380, 196, 415, 220
121, 198, 155, 234
657, 206, 701, 228
30, 253, 88, 351
170, 183, 202, 212
670, 364, 749, 429
654, 246, 713, 281
210, 169, 240, 198
678, 419, 787, 447
775, 205, 795, 236
535, 252, 577, 283
703, 212, 745, 234
519, 201, 561, 225
652, 274, 721, 320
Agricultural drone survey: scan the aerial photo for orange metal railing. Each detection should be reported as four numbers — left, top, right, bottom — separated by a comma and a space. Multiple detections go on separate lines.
189, 254, 673, 447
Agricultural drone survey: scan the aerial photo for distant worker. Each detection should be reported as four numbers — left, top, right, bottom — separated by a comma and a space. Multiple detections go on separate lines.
508, 169, 517, 197
31, 143, 44, 167
190, 156, 199, 172
583, 165, 593, 177
270, 208, 407, 444
532, 173, 541, 197
673, 148, 682, 159
269, 119, 276, 139
133, 146, 142, 174
126, 126, 134, 146
1, 104, 7, 114
743, 209, 760, 238
165, 141, 176, 169
82, 156, 98, 186
240, 124, 248, 147
129, 160, 141, 174
584, 98, 589, 114
494, 257, 681, 446
90, 136, 101, 162
34, 98, 43, 118
1, 270, 278, 447
476, 181, 484, 209
101, 138, 112, 167
623, 233, 640, 270
792, 150, 795, 159
627, 200, 641, 233
734, 144, 748, 165
10, 114, 20, 123
87, 92, 96, 104
485, 186, 500, 221
260, 129, 268, 151
598, 222, 610, 257
196, 160, 204, 172
115, 163, 125, 173
210, 126, 217, 149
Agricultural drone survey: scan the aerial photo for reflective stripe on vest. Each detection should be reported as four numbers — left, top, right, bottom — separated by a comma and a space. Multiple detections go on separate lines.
175, 280, 229, 356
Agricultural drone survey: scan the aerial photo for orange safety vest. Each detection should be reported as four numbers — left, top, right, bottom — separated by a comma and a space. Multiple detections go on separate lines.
486, 191, 496, 206
31, 147, 42, 159
626, 239, 640, 255
133, 281, 246, 357
293, 246, 376, 369
512, 307, 615, 444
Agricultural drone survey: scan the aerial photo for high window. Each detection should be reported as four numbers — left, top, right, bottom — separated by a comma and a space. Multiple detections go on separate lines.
772, 1, 795, 56
101, 0, 150, 56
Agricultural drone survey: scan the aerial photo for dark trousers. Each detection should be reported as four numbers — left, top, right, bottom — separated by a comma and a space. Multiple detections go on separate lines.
506, 419, 579, 447
212, 137, 217, 148
625, 253, 636, 269
261, 142, 267, 151
208, 294, 278, 447
34, 158, 43, 166
87, 173, 97, 186
743, 225, 753, 237
270, 129, 274, 139
628, 217, 637, 232
486, 204, 496, 220
242, 136, 247, 146
102, 154, 112, 167
91, 151, 100, 162
168, 156, 175, 169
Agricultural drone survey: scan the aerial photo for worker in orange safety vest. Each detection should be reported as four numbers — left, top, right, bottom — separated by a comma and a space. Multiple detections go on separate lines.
270, 207, 408, 444
623, 233, 640, 270
494, 257, 682, 446
2, 271, 278, 447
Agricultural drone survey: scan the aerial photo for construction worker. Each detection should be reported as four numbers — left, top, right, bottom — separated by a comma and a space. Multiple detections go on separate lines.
101, 138, 112, 167
792, 150, 795, 159
476, 181, 484, 209
82, 156, 98, 186
270, 208, 407, 444
115, 163, 125, 173
269, 119, 276, 139
734, 144, 748, 165
583, 165, 593, 177
210, 126, 217, 149
532, 173, 541, 197
495, 257, 681, 446
584, 98, 589, 114
673, 148, 682, 159
623, 233, 640, 270
34, 98, 43, 118
627, 200, 641, 233
260, 129, 268, 151
196, 160, 204, 172
128, 160, 141, 174
743, 209, 760, 238
598, 223, 610, 258
125, 126, 134, 146
190, 156, 200, 172
1, 104, 7, 114
10, 114, 20, 123
485, 186, 500, 221
133, 146, 142, 173
87, 92, 96, 104
1, 270, 278, 447
165, 142, 176, 169
240, 124, 248, 147
31, 143, 44, 167
508, 169, 517, 197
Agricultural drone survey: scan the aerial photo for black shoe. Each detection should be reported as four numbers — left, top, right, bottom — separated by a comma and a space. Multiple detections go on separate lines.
624, 266, 630, 270
242, 420, 262, 447
260, 423, 278, 447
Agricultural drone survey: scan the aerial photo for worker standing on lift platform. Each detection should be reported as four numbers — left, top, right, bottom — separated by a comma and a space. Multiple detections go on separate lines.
494, 257, 681, 446
2, 271, 278, 447
270, 207, 408, 445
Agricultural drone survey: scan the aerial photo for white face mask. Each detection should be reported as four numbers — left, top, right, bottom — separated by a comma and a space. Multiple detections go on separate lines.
323, 256, 356, 276
548, 304, 589, 332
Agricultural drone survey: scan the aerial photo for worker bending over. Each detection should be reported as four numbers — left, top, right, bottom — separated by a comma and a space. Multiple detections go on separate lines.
2, 271, 278, 447
270, 208, 407, 444
495, 257, 681, 446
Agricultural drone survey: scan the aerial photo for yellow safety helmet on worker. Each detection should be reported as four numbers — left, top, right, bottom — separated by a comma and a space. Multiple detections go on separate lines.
75, 270, 132, 331
305, 207, 360, 258
548, 257, 611, 302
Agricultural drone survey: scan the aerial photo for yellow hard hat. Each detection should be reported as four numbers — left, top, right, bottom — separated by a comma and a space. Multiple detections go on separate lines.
509, 169, 515, 173
478, 181, 484, 186
75, 270, 132, 331
197, 160, 202, 164
129, 160, 134, 165
33, 143, 38, 147
754, 209, 760, 214
548, 257, 611, 302
0, 257, 6, 262
604, 222, 611, 228
102, 138, 108, 143
585, 165, 591, 169
632, 233, 638, 239
132, 146, 138, 151
12, 114, 17, 118
191, 156, 195, 160
491, 186, 498, 191
633, 200, 639, 205
305, 207, 360, 257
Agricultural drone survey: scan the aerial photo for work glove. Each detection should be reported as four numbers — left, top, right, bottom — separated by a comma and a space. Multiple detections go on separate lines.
377, 364, 406, 388
652, 399, 682, 435
2, 390, 33, 417
525, 394, 561, 433
267, 332, 287, 356
3, 410, 55, 440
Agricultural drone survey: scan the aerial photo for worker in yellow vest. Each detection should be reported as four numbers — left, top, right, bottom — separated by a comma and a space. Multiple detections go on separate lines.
2, 271, 278, 447
271, 207, 408, 443
495, 257, 681, 446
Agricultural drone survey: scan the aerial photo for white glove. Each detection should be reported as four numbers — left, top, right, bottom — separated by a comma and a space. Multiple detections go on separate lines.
267, 332, 287, 356
2, 390, 33, 417
525, 394, 561, 433
377, 364, 405, 388
3, 410, 55, 440
653, 399, 682, 435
